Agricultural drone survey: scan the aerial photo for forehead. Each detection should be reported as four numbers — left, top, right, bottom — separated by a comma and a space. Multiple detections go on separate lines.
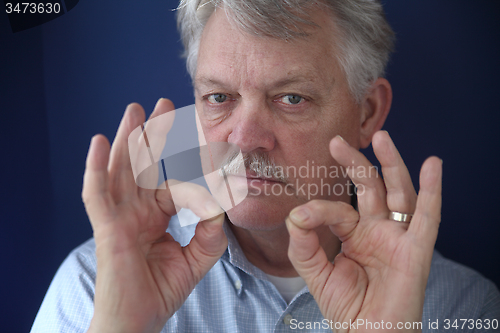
195, 6, 345, 89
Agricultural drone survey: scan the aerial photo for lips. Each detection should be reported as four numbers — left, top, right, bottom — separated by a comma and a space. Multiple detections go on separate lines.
245, 170, 282, 183
222, 168, 284, 183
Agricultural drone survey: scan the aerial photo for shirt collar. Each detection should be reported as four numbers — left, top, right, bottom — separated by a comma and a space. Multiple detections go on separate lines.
221, 217, 269, 281
220, 216, 312, 301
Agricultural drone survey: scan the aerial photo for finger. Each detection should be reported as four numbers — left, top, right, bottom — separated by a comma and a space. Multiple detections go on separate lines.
286, 200, 359, 281
182, 212, 227, 280
82, 135, 114, 229
137, 98, 176, 199
156, 179, 228, 276
156, 180, 224, 222
108, 103, 146, 201
141, 98, 175, 163
168, 182, 228, 280
372, 131, 417, 215
408, 156, 442, 247
150, 98, 175, 119
329, 136, 388, 218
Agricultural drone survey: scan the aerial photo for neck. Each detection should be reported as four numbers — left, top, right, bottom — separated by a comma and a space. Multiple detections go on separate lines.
229, 220, 341, 277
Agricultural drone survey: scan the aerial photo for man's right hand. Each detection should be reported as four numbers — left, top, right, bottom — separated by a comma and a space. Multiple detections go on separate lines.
82, 99, 227, 333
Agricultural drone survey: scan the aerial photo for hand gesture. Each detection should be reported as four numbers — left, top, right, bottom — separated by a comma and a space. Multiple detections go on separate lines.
286, 131, 442, 332
83, 99, 227, 333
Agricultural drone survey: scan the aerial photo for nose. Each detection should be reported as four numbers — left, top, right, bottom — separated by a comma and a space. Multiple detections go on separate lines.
228, 102, 276, 153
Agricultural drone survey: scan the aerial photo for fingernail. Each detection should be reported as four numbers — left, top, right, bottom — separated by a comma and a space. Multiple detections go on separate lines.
154, 98, 165, 109
381, 130, 390, 137
289, 207, 309, 223
125, 103, 137, 118
125, 104, 139, 126
336, 135, 350, 146
205, 200, 222, 216
88, 135, 97, 152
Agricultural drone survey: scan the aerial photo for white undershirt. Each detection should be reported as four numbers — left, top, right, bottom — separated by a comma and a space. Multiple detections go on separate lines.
265, 274, 307, 304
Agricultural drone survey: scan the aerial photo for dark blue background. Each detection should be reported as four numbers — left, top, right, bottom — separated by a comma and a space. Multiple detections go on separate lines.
1, 1, 499, 332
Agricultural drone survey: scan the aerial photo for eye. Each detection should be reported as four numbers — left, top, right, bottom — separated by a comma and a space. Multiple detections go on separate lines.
280, 95, 304, 105
207, 94, 227, 104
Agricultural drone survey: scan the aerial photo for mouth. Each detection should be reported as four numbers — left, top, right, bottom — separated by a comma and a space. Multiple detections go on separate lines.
223, 170, 283, 181
244, 171, 284, 184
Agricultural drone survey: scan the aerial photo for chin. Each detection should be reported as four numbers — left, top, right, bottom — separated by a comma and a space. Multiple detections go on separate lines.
225, 195, 296, 231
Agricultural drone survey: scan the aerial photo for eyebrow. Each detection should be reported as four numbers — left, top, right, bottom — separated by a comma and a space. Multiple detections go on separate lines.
194, 73, 329, 93
272, 74, 324, 89
194, 77, 228, 92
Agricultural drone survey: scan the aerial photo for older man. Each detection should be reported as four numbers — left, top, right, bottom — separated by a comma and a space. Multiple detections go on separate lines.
32, 0, 499, 332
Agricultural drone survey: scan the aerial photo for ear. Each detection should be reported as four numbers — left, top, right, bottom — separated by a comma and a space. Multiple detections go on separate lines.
359, 78, 392, 148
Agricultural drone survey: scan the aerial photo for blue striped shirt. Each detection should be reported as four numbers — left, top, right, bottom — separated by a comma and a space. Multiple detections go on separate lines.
31, 215, 500, 332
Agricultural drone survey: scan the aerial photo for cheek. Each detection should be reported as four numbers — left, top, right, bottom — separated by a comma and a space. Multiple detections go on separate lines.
334, 97, 363, 141
202, 126, 228, 142
196, 110, 229, 142
277, 106, 361, 168
319, 102, 362, 148
278, 112, 337, 151
278, 127, 333, 172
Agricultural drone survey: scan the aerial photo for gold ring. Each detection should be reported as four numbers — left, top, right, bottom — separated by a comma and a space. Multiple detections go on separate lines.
389, 211, 412, 223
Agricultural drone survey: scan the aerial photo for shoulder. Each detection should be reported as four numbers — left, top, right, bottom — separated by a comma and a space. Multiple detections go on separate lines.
30, 238, 97, 333
65, 238, 97, 274
424, 250, 500, 323
52, 238, 98, 290
31, 214, 199, 332
428, 251, 498, 297
44, 237, 97, 295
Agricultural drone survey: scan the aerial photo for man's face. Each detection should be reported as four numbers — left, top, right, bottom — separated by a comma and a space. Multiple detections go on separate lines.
194, 7, 363, 231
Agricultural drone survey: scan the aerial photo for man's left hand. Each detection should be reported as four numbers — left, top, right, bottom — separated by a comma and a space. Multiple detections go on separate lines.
286, 130, 442, 332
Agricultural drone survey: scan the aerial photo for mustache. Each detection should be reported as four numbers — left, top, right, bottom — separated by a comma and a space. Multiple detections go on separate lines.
218, 151, 289, 183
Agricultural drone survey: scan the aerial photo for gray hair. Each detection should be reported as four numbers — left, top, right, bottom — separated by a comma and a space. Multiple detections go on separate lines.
176, 0, 395, 103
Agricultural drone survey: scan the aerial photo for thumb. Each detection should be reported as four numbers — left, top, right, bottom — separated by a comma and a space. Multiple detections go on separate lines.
183, 210, 228, 279
286, 200, 358, 286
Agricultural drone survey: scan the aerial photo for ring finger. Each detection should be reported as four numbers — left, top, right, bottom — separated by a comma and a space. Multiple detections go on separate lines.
372, 131, 417, 223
